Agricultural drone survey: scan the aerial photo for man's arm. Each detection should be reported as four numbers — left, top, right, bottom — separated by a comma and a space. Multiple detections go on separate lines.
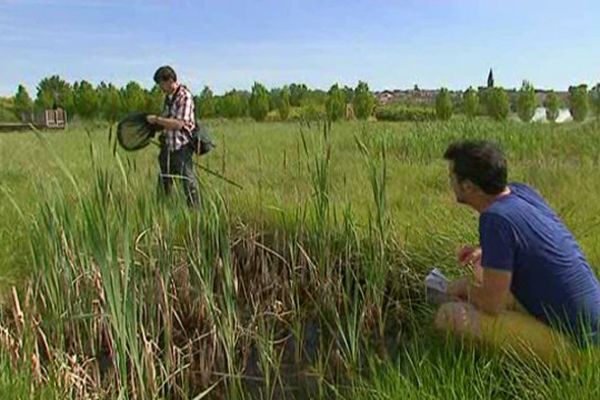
448, 267, 512, 315
467, 268, 512, 314
147, 90, 194, 131
147, 115, 184, 131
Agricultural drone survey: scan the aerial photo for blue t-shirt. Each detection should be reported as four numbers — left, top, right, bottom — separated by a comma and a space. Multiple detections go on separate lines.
480, 183, 600, 347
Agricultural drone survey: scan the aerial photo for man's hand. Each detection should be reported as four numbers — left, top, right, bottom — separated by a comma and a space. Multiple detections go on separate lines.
458, 245, 483, 283
146, 114, 159, 125
458, 245, 481, 266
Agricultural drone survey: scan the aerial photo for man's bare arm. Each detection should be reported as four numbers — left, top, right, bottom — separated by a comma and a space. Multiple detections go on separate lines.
147, 115, 184, 131
447, 267, 512, 315
467, 268, 512, 315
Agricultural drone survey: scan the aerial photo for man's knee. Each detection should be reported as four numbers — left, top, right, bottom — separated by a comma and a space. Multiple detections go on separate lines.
434, 302, 482, 338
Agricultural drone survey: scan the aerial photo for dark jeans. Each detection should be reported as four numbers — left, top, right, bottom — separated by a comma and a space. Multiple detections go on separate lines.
158, 145, 199, 207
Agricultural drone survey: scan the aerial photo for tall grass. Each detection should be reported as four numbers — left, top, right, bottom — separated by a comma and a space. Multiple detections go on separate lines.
0, 118, 599, 398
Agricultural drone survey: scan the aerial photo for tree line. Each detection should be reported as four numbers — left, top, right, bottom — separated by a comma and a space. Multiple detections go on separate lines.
6, 75, 600, 123
8, 76, 375, 123
433, 82, 600, 123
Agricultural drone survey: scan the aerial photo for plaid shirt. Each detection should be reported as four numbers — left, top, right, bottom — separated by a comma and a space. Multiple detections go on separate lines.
161, 84, 196, 152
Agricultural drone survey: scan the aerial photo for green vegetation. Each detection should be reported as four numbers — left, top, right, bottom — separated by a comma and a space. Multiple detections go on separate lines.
462, 87, 479, 119
375, 104, 436, 122
277, 86, 291, 121
486, 87, 510, 121
591, 85, 600, 119
545, 91, 561, 122
1, 118, 600, 398
435, 88, 453, 121
353, 81, 375, 120
569, 85, 589, 122
517, 81, 537, 122
326, 84, 346, 122
13, 85, 33, 120
249, 82, 270, 122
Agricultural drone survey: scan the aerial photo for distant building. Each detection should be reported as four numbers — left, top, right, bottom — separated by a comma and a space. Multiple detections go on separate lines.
374, 69, 570, 108
487, 69, 495, 88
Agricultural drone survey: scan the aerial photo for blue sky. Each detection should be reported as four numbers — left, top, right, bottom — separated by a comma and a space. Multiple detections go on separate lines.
1, 0, 599, 96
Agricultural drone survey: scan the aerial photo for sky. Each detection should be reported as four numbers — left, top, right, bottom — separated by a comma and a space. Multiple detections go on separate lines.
1, 0, 599, 96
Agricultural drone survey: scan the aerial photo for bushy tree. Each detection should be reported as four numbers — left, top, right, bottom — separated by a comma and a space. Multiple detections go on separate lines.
249, 82, 270, 121
569, 84, 589, 122
35, 75, 74, 117
289, 83, 308, 107
268, 88, 281, 111
277, 86, 291, 121
326, 84, 346, 121
343, 85, 354, 104
196, 86, 216, 119
352, 81, 375, 120
486, 87, 510, 121
462, 87, 479, 119
146, 85, 164, 115
100, 83, 123, 123
591, 84, 600, 119
435, 88, 453, 121
74, 80, 100, 119
13, 84, 33, 120
544, 91, 560, 123
121, 81, 147, 113
217, 90, 248, 119
517, 80, 537, 122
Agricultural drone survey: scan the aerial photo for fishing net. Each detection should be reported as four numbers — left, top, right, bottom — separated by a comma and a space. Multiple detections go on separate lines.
116, 112, 160, 151
116, 112, 215, 155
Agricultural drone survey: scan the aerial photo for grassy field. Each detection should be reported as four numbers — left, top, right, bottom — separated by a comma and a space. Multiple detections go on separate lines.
0, 118, 600, 399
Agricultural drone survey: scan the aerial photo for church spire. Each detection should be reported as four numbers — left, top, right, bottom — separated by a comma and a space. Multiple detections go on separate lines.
487, 68, 495, 88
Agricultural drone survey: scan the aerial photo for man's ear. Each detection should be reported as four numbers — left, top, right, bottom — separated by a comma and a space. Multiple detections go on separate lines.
461, 179, 476, 192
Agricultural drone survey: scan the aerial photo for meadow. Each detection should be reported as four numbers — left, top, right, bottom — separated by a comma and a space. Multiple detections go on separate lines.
0, 118, 599, 399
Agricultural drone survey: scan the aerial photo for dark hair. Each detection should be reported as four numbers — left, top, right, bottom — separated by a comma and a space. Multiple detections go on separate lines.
153, 65, 177, 83
443, 140, 507, 195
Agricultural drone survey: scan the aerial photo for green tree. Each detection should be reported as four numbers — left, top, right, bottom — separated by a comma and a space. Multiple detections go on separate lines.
569, 84, 589, 122
101, 84, 123, 123
35, 75, 75, 117
96, 81, 109, 106
342, 85, 354, 104
249, 82, 270, 121
462, 87, 479, 119
277, 86, 291, 121
435, 88, 453, 121
353, 81, 375, 120
289, 83, 308, 107
326, 84, 346, 122
121, 81, 147, 113
544, 91, 561, 123
13, 84, 33, 120
146, 85, 164, 115
590, 84, 600, 119
486, 87, 510, 121
268, 88, 281, 111
74, 80, 100, 119
217, 90, 248, 119
517, 80, 537, 122
196, 86, 216, 119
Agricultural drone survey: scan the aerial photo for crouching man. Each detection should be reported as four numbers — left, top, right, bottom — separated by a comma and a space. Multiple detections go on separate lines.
436, 140, 600, 366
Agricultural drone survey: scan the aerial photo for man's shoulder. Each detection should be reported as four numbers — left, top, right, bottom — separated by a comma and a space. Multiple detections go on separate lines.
509, 182, 536, 194
480, 197, 524, 227
179, 85, 193, 97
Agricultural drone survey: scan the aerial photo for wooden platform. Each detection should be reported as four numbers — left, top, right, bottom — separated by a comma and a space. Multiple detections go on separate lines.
0, 109, 67, 133
0, 123, 34, 133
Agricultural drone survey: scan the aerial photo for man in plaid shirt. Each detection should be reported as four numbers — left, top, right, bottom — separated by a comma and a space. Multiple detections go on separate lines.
146, 66, 199, 207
